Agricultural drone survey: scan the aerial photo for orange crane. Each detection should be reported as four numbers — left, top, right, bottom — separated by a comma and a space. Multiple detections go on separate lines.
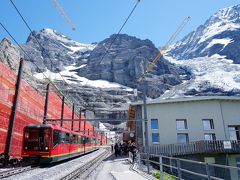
143, 16, 190, 76
51, 0, 77, 31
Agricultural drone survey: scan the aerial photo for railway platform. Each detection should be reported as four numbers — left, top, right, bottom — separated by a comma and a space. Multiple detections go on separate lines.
89, 154, 153, 180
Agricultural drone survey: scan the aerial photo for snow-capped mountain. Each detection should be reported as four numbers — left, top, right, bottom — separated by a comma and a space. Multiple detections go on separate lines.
21, 28, 95, 72
21, 29, 188, 99
162, 4, 240, 98
161, 54, 240, 98
167, 4, 240, 64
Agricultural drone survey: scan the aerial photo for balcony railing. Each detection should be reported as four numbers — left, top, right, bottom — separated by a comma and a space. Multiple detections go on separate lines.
149, 140, 240, 156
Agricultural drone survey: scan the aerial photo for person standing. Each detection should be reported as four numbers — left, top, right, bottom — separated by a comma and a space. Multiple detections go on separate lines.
114, 143, 119, 157
111, 144, 114, 153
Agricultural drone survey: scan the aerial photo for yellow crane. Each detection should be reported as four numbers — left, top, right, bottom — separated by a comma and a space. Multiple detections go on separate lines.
143, 16, 190, 76
51, 0, 77, 31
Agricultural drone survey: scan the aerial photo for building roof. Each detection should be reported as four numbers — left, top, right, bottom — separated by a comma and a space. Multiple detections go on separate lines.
131, 96, 240, 106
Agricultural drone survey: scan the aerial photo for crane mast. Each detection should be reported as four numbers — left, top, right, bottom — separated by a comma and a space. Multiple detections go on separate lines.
51, 0, 77, 31
144, 16, 190, 75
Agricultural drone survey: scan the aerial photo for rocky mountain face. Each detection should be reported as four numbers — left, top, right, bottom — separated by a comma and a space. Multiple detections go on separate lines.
168, 4, 240, 64
77, 34, 189, 98
20, 29, 189, 99
0, 38, 41, 89
21, 28, 95, 73
1, 29, 189, 122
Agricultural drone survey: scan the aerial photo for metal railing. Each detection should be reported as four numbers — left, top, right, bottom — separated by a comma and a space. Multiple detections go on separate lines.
149, 140, 240, 156
138, 153, 240, 180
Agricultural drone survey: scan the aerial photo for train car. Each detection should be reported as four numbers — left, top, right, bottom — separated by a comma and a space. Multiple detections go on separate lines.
22, 124, 104, 163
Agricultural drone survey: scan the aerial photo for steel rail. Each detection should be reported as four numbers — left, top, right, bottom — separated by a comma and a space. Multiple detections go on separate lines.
0, 165, 37, 179
60, 149, 110, 180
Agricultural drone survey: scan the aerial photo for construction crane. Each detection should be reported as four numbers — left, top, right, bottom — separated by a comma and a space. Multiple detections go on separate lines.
51, 0, 77, 31
143, 16, 190, 76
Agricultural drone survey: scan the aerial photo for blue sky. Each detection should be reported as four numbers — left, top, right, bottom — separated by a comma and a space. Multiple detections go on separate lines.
0, 0, 239, 47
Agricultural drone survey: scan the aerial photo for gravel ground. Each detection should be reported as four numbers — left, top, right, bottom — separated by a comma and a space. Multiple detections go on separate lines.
4, 149, 106, 180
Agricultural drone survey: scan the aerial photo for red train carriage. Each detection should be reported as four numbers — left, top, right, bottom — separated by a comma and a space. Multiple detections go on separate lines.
22, 124, 105, 163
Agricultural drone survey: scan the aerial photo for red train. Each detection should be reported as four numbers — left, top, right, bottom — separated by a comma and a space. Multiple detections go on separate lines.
22, 124, 106, 163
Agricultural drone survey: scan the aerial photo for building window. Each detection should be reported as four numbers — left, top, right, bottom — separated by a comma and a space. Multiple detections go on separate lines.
204, 133, 216, 141
176, 119, 187, 130
152, 133, 159, 143
151, 119, 159, 130
202, 119, 214, 130
228, 126, 240, 140
177, 133, 189, 143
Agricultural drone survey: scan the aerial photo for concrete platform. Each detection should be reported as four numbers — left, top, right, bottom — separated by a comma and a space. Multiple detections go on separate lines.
88, 155, 154, 180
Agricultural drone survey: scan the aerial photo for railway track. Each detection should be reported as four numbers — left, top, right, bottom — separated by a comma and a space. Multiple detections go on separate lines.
0, 165, 36, 179
60, 149, 110, 180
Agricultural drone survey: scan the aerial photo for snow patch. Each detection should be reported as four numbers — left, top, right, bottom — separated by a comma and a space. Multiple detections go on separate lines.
198, 21, 240, 43
205, 38, 233, 49
165, 54, 240, 92
34, 65, 133, 91
42, 28, 96, 51
60, 42, 96, 53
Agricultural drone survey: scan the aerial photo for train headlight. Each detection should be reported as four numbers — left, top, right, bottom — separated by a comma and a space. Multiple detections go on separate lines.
25, 146, 28, 150
45, 146, 49, 150
25, 132, 29, 138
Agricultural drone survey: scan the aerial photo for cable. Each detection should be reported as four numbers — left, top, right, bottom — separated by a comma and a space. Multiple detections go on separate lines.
9, 0, 77, 105
98, 0, 140, 65
83, 0, 140, 86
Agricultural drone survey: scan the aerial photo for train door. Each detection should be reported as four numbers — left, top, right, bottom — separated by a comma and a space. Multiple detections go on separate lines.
70, 134, 78, 155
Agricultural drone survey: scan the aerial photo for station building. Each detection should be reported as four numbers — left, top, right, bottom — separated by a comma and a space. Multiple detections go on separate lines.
128, 96, 240, 179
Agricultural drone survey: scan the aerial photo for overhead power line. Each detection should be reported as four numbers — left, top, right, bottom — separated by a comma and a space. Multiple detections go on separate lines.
9, 0, 79, 107
98, 0, 141, 65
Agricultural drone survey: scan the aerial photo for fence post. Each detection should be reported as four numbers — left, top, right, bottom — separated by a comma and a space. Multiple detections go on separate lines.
159, 156, 164, 180
177, 159, 182, 180
205, 163, 211, 180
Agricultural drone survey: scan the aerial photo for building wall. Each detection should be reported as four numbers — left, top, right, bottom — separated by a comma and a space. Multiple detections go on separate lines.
141, 100, 240, 146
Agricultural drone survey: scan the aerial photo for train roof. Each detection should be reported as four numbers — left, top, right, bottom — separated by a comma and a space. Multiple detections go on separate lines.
25, 124, 103, 138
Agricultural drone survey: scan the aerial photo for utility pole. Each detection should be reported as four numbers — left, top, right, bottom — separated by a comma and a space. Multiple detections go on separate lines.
143, 78, 150, 174
43, 83, 50, 124
79, 108, 81, 132
4, 58, 23, 165
60, 96, 65, 127
71, 103, 75, 130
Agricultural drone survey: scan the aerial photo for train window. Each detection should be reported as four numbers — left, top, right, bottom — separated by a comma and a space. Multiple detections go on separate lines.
86, 137, 89, 144
77, 136, 81, 144
60, 132, 66, 143
81, 136, 85, 144
66, 133, 70, 143
24, 128, 39, 151
53, 130, 60, 148
72, 135, 77, 144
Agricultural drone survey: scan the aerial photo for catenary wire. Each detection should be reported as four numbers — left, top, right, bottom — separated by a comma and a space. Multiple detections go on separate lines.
98, 0, 140, 65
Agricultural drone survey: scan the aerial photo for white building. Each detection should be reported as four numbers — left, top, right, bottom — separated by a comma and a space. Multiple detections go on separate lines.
131, 96, 240, 179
